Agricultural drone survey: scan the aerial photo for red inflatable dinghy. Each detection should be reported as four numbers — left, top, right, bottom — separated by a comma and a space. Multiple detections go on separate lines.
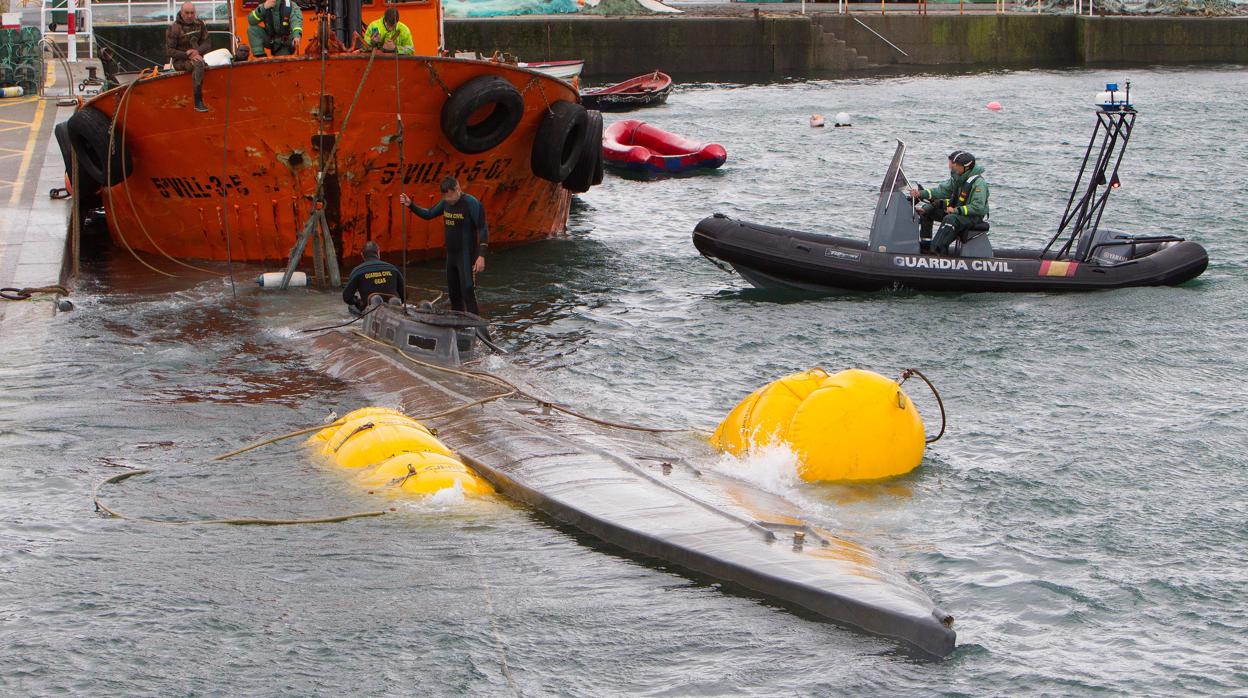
602, 119, 727, 175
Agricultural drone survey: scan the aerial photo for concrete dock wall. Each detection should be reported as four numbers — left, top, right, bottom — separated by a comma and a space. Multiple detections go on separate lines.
816, 15, 1248, 68
1076, 16, 1248, 65
444, 15, 1248, 75
814, 15, 1080, 68
96, 15, 1248, 79
445, 16, 818, 77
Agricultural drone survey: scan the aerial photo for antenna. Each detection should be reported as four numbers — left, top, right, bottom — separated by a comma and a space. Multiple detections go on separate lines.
1042, 81, 1136, 261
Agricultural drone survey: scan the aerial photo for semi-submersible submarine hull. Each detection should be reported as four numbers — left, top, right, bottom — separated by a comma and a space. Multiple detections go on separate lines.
312, 329, 957, 658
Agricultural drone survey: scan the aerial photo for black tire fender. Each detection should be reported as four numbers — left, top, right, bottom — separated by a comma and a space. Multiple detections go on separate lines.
440, 75, 525, 155
530, 100, 587, 184
592, 134, 605, 186
56, 119, 104, 209
563, 109, 602, 194
65, 106, 131, 187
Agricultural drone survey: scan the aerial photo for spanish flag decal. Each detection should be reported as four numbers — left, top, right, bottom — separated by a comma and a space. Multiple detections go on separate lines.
1039, 260, 1079, 277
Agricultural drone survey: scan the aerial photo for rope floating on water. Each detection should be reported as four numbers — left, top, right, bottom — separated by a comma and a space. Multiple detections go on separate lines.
210, 420, 348, 462
92, 469, 389, 527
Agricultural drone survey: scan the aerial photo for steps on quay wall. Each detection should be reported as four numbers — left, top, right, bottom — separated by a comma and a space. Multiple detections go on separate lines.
816, 31, 872, 71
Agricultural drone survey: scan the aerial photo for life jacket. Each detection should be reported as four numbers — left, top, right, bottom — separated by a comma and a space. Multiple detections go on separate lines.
259, 0, 294, 39
955, 174, 980, 208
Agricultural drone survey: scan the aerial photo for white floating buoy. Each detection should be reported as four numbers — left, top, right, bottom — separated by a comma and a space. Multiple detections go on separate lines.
833, 112, 851, 127
809, 114, 826, 128
0, 86, 24, 99
986, 101, 1003, 111
257, 271, 308, 288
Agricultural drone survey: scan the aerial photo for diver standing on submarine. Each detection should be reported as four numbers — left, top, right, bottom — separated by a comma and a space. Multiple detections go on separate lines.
400, 176, 489, 318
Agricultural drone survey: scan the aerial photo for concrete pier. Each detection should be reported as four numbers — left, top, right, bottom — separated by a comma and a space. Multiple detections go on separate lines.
0, 71, 74, 325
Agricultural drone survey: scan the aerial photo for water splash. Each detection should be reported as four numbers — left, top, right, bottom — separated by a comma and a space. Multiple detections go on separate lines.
710, 441, 803, 495
404, 481, 469, 512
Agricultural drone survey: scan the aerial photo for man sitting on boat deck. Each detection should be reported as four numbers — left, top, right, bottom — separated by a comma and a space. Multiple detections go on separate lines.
343, 241, 406, 314
909, 150, 990, 256
400, 177, 489, 318
166, 2, 210, 113
362, 8, 415, 55
247, 0, 303, 58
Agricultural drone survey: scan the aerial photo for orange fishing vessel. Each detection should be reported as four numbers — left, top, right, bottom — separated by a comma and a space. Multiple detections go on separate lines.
59, 0, 602, 266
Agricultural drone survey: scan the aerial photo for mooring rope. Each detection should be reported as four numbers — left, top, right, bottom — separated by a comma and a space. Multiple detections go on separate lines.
312, 48, 379, 202
898, 367, 946, 443
92, 469, 389, 526
106, 80, 177, 279
116, 77, 221, 276
219, 59, 237, 298
297, 300, 385, 334
0, 285, 69, 301
468, 535, 523, 697
394, 49, 410, 292
350, 330, 691, 434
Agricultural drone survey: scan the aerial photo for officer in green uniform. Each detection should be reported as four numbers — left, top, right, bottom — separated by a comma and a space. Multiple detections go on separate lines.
247, 0, 303, 58
342, 241, 405, 313
909, 150, 990, 256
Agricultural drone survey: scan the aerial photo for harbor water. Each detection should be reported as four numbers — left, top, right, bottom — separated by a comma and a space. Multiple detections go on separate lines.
2, 66, 1245, 695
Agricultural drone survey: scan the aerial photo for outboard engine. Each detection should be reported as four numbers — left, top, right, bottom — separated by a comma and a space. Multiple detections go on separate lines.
1076, 227, 1137, 265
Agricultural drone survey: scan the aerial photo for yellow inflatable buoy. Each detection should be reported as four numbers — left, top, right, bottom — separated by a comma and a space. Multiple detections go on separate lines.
316, 415, 433, 456
788, 369, 925, 481
712, 368, 829, 454
357, 452, 494, 497
310, 407, 410, 442
332, 422, 453, 469
709, 385, 764, 455
309, 407, 495, 499
713, 368, 929, 482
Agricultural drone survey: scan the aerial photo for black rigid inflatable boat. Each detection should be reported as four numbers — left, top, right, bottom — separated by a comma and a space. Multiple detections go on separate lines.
694, 84, 1209, 294
693, 215, 1209, 293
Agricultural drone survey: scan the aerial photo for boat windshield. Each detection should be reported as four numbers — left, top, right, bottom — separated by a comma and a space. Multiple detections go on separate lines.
879, 140, 912, 195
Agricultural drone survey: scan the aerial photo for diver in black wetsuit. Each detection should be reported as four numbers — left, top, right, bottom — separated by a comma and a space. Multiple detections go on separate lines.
400, 176, 488, 316
342, 240, 405, 313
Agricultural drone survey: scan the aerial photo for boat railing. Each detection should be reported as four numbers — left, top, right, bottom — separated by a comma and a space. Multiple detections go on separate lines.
90, 0, 231, 26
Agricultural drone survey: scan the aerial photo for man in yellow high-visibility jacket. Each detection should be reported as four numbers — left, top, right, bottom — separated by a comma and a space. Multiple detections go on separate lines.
362, 7, 414, 55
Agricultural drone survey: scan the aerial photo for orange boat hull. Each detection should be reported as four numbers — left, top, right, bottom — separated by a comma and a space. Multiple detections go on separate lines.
89, 56, 576, 264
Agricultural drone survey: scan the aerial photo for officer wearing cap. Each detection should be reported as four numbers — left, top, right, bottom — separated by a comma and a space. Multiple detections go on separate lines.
909, 150, 990, 256
342, 240, 405, 313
